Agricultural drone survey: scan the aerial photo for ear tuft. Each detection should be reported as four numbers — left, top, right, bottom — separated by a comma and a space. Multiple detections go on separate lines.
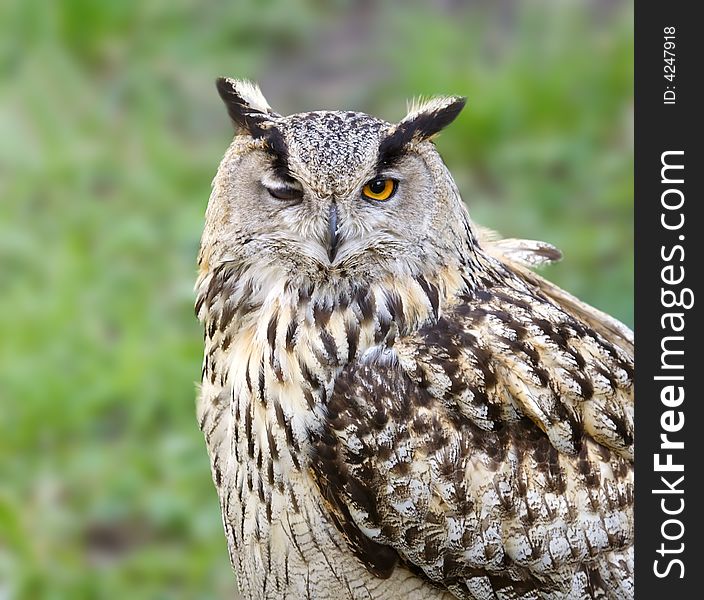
377, 95, 466, 168
400, 95, 466, 141
215, 77, 279, 134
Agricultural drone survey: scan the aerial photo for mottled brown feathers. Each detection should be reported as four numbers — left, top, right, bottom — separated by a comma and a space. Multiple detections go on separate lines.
308, 272, 633, 596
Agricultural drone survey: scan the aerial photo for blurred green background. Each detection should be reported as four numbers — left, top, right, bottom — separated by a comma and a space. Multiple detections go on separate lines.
0, 0, 632, 598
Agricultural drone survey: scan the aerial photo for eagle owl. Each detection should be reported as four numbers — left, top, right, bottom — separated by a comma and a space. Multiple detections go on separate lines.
195, 78, 634, 600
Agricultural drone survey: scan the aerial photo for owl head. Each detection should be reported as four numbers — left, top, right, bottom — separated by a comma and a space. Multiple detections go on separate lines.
199, 78, 474, 288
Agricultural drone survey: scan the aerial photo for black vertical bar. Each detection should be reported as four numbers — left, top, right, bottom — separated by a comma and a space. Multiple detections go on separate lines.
635, 2, 701, 597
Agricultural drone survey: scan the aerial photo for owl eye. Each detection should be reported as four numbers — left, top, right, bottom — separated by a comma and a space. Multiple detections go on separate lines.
362, 178, 397, 202
261, 173, 304, 202
264, 181, 303, 201
266, 185, 303, 201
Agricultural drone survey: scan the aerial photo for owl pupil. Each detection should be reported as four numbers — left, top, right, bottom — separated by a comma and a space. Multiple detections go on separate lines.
369, 179, 386, 194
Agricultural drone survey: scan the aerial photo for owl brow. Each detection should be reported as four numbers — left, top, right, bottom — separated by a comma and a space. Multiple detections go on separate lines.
259, 127, 293, 181
376, 129, 413, 171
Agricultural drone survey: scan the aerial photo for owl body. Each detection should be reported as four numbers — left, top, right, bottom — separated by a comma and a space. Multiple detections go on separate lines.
196, 79, 634, 599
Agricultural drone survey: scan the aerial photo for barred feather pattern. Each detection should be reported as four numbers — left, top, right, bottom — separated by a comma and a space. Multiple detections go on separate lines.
195, 241, 633, 600
196, 258, 463, 599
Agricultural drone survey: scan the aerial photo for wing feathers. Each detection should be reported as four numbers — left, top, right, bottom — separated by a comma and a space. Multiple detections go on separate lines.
314, 360, 633, 598
477, 225, 633, 355
312, 251, 634, 597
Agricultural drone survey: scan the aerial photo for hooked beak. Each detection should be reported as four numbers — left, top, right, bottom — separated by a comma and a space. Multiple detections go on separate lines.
326, 202, 339, 263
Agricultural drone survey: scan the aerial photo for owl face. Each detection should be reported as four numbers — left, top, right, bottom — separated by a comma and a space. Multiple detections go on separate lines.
200, 79, 469, 286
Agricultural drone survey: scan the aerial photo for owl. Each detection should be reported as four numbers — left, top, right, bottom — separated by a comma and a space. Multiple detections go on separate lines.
195, 78, 634, 600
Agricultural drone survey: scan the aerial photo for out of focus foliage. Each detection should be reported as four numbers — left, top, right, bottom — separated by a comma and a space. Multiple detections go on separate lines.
0, 0, 632, 598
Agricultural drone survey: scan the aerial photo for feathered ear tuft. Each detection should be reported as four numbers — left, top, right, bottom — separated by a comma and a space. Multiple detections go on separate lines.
401, 95, 466, 140
378, 95, 466, 168
215, 77, 279, 134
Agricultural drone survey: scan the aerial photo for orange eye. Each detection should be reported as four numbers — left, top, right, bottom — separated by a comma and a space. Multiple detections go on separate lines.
362, 178, 397, 201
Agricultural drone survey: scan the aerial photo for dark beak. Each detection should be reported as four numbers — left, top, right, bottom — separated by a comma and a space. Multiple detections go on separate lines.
326, 202, 339, 263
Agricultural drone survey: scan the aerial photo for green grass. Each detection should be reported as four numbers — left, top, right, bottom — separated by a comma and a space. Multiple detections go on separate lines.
1, 1, 632, 597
